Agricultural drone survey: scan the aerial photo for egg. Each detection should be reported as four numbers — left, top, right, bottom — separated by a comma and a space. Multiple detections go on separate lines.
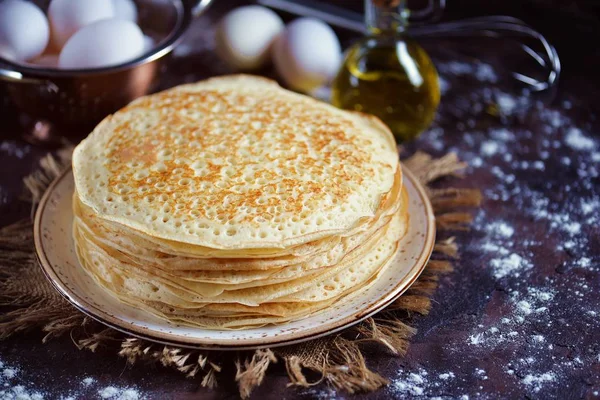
215, 5, 283, 70
0, 0, 49, 62
48, 0, 115, 49
59, 19, 144, 69
272, 18, 342, 93
112, 0, 138, 23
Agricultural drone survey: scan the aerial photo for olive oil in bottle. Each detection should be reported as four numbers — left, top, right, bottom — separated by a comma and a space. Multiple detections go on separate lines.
331, 0, 440, 142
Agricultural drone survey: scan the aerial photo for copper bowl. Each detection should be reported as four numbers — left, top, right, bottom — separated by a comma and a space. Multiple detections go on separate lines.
0, 0, 212, 142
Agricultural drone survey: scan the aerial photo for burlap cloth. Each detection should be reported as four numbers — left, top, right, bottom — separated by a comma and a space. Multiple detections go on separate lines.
0, 147, 480, 398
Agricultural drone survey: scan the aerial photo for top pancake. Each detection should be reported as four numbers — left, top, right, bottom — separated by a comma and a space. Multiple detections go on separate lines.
73, 75, 399, 250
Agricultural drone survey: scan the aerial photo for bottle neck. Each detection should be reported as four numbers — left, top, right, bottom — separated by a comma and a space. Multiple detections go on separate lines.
365, 0, 409, 35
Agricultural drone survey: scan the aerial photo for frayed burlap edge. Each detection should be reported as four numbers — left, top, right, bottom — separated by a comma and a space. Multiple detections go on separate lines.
0, 149, 481, 398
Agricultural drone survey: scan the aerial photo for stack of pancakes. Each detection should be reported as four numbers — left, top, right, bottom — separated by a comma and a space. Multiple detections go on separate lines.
72, 75, 408, 329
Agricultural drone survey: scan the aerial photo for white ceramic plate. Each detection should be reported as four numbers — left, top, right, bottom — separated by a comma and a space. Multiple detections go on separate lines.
34, 166, 435, 350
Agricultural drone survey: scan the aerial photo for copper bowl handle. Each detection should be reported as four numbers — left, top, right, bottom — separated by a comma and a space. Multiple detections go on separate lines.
0, 63, 59, 92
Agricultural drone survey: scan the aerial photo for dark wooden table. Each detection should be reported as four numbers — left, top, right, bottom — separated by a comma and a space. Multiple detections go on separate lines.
1, 1, 599, 399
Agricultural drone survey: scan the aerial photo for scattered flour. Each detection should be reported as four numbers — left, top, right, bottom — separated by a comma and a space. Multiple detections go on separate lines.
491, 253, 532, 279
0, 360, 44, 400
81, 377, 95, 387
426, 70, 599, 400
0, 141, 30, 159
481, 141, 499, 156
487, 221, 515, 238
475, 63, 498, 83
97, 386, 141, 400
577, 257, 591, 268
439, 372, 455, 380
516, 300, 533, 315
0, 357, 143, 400
390, 368, 459, 397
469, 333, 484, 345
117, 389, 140, 400
532, 161, 545, 170
408, 60, 598, 398
471, 157, 483, 167
437, 61, 498, 83
300, 388, 338, 399
99, 387, 120, 399
522, 372, 557, 393
466, 287, 556, 350
474, 368, 488, 380
98, 386, 140, 400
438, 61, 474, 76
392, 369, 427, 395
496, 92, 517, 115
2, 369, 17, 379
565, 128, 595, 150
580, 199, 599, 215
0, 386, 44, 400
490, 127, 514, 141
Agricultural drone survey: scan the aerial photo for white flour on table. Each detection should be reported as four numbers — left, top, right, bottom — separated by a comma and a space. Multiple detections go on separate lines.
380, 60, 600, 398
0, 360, 43, 400
0, 357, 143, 400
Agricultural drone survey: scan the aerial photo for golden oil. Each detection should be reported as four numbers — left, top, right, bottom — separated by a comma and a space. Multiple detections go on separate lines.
331, 0, 440, 142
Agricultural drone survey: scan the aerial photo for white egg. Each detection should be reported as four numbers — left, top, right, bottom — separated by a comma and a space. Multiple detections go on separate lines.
112, 0, 138, 23
0, 0, 49, 62
215, 5, 284, 70
48, 0, 115, 49
59, 19, 144, 69
272, 18, 342, 93
29, 53, 60, 68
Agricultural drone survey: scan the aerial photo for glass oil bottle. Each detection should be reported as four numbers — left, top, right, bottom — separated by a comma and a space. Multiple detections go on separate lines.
331, 0, 440, 142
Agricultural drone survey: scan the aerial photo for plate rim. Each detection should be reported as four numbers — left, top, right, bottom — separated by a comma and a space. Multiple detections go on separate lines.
34, 165, 436, 350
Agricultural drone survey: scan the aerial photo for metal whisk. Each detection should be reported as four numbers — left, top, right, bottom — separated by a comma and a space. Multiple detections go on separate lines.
258, 0, 561, 92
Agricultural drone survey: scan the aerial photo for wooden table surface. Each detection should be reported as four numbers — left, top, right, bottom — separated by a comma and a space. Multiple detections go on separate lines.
1, 1, 599, 399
